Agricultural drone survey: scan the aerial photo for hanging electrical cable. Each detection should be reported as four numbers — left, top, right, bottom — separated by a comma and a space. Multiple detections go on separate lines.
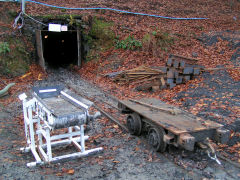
13, 11, 48, 29
25, 0, 208, 20
13, 12, 24, 29
24, 13, 48, 26
13, 0, 208, 29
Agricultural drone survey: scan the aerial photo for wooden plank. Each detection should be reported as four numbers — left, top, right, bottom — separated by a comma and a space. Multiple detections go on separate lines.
176, 76, 183, 84
203, 66, 240, 71
131, 76, 159, 85
174, 71, 179, 78
170, 54, 199, 63
35, 30, 45, 70
169, 83, 176, 89
173, 60, 179, 68
193, 68, 200, 75
129, 99, 181, 115
120, 99, 222, 135
160, 77, 167, 89
160, 84, 167, 89
159, 66, 168, 73
135, 82, 153, 91
77, 28, 82, 67
183, 67, 194, 74
151, 66, 168, 73
180, 61, 186, 68
152, 85, 160, 92
166, 58, 173, 67
167, 78, 174, 84
160, 77, 166, 86
167, 69, 175, 78
183, 75, 191, 82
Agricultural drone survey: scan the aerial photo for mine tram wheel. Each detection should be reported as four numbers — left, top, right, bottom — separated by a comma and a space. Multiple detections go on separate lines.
126, 113, 142, 135
148, 126, 167, 152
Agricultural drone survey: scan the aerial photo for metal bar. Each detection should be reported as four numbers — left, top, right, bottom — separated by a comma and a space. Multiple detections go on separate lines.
31, 147, 41, 162
28, 106, 36, 149
37, 118, 43, 147
21, 136, 89, 152
45, 128, 52, 160
72, 139, 82, 152
60, 91, 89, 109
49, 148, 103, 163
94, 105, 128, 132
36, 129, 44, 137
50, 131, 82, 141
38, 146, 48, 161
74, 126, 80, 131
80, 125, 85, 152
27, 147, 103, 167
68, 127, 73, 141
21, 0, 25, 13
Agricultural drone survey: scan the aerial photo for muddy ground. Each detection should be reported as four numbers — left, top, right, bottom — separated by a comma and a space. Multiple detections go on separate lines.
0, 68, 240, 180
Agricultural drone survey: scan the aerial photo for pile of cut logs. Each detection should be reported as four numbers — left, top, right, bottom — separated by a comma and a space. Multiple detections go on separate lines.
108, 54, 203, 91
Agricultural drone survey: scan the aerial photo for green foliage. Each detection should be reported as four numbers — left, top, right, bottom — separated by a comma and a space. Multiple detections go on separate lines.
142, 33, 151, 44
7, 10, 18, 18
89, 17, 115, 47
0, 38, 30, 77
0, 42, 10, 54
142, 30, 175, 54
69, 15, 75, 26
85, 17, 115, 62
154, 31, 175, 51
115, 35, 142, 50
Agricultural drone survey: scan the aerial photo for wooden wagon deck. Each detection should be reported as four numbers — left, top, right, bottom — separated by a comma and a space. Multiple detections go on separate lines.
119, 98, 223, 135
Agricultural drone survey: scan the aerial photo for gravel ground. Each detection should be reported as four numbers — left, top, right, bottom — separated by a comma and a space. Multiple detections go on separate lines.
0, 68, 240, 180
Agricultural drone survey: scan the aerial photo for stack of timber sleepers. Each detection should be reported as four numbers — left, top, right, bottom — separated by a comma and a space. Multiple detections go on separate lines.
163, 54, 203, 89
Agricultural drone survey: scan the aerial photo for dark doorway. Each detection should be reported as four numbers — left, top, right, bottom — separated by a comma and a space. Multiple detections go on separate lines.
41, 31, 78, 68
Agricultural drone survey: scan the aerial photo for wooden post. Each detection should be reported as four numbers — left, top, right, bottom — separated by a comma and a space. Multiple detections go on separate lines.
35, 30, 46, 70
77, 28, 82, 67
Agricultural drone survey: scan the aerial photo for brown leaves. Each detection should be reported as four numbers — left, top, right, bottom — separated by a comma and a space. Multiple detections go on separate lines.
0, 64, 47, 107
56, 168, 75, 176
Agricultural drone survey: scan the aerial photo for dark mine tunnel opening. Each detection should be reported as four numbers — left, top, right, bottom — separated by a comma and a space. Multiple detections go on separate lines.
41, 31, 78, 68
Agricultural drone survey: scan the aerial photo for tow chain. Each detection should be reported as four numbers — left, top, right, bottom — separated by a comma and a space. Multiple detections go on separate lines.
205, 138, 221, 165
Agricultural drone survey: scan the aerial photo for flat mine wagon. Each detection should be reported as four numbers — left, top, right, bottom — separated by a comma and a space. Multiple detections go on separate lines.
118, 98, 229, 152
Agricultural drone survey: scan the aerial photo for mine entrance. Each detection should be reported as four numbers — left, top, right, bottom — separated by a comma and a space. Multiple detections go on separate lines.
36, 30, 81, 70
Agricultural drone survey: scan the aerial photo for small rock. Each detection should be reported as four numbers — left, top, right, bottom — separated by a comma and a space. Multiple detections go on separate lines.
192, 52, 198, 58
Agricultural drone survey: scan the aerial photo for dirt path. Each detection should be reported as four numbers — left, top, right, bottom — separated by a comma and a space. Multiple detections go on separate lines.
0, 68, 239, 179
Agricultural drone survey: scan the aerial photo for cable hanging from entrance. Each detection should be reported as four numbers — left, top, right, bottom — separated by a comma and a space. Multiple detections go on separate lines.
25, 0, 208, 20
13, 12, 48, 29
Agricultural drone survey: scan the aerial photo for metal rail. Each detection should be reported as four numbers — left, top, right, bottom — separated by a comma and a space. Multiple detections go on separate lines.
66, 84, 128, 132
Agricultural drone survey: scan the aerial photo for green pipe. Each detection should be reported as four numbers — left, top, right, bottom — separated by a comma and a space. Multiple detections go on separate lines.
0, 83, 15, 97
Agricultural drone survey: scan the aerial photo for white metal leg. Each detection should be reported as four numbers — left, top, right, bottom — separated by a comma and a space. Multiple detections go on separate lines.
80, 125, 85, 152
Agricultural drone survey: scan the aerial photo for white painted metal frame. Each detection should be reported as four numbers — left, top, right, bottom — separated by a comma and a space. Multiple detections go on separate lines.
19, 93, 103, 167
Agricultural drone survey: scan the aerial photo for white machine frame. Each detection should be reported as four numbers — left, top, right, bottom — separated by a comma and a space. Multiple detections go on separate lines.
19, 92, 102, 167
